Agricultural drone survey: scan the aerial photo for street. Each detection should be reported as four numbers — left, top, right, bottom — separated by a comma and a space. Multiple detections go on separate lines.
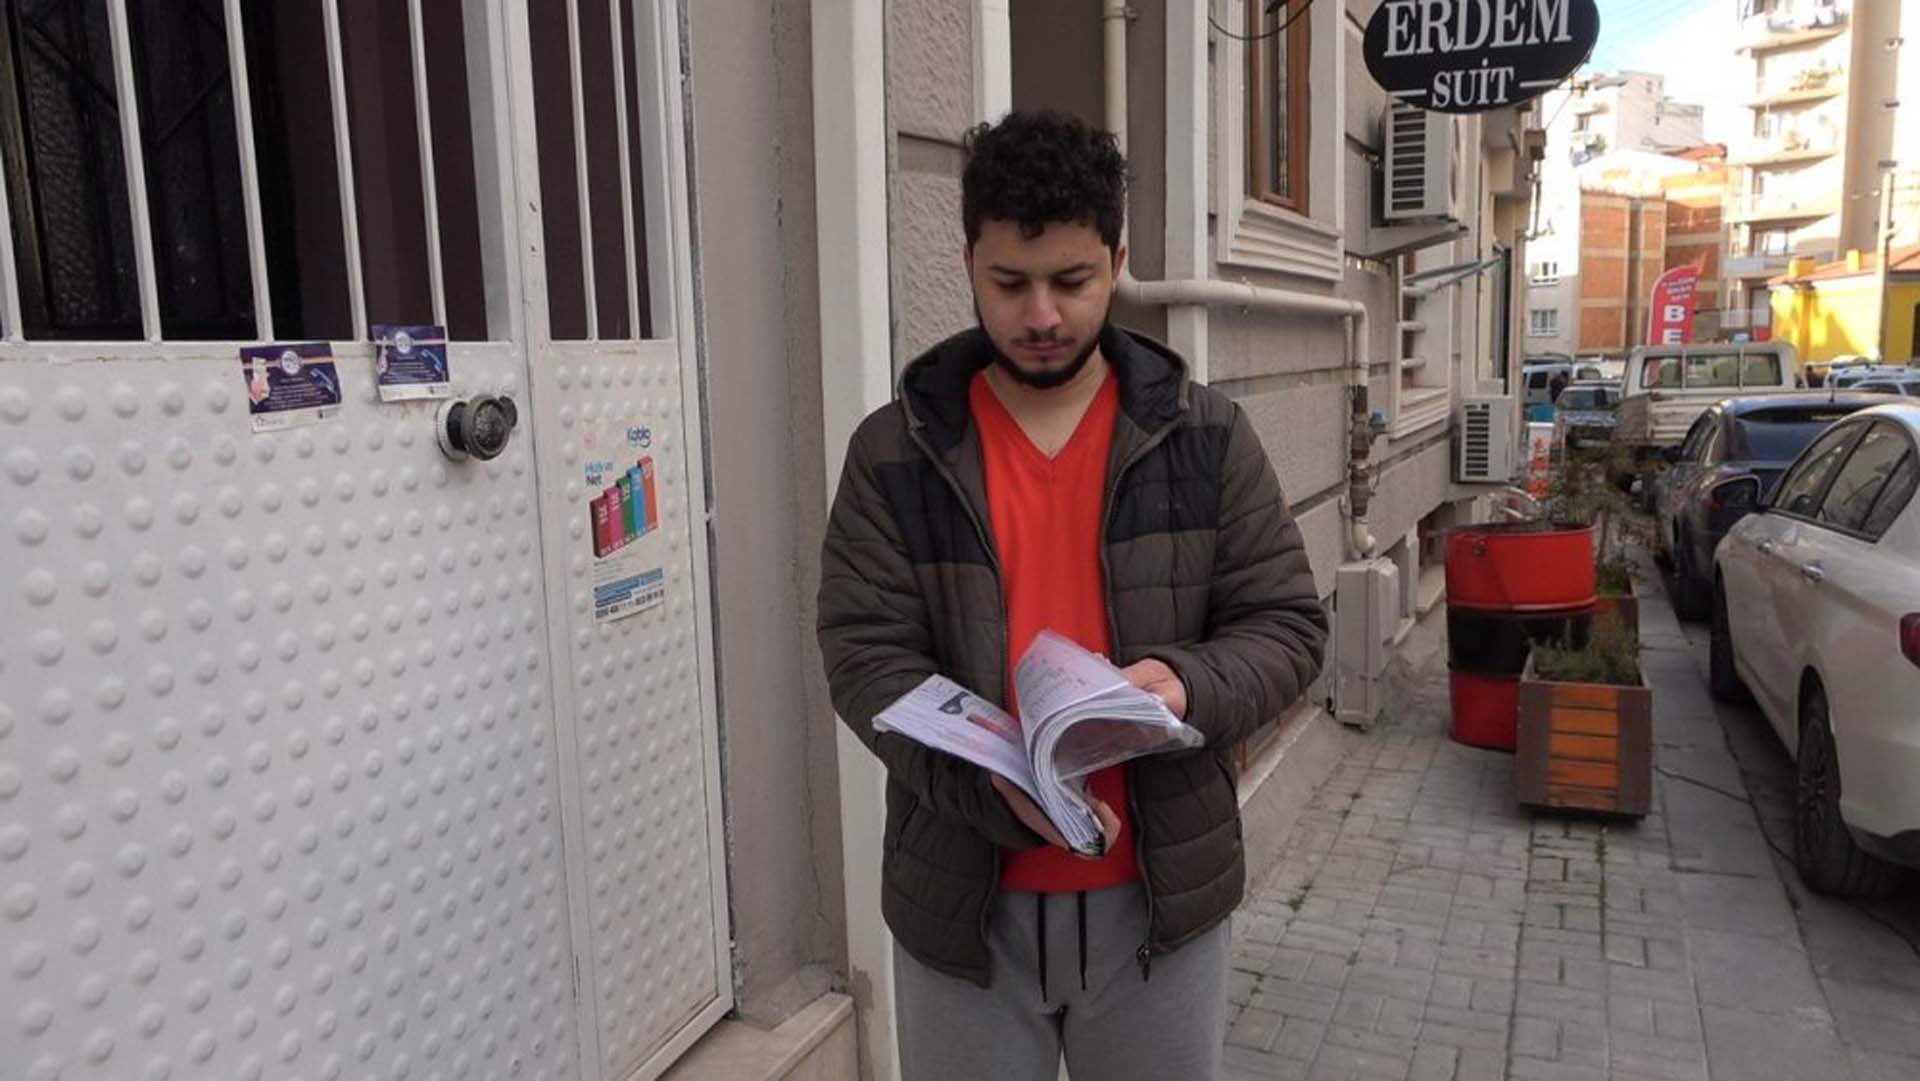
1222, 558, 1920, 1081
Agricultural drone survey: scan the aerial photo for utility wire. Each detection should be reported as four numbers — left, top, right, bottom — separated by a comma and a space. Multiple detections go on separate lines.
1207, 0, 1316, 44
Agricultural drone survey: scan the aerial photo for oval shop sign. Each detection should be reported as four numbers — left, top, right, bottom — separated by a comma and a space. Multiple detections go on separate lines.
1362, 0, 1600, 115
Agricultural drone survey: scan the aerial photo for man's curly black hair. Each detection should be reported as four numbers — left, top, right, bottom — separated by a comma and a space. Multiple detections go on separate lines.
961, 109, 1128, 253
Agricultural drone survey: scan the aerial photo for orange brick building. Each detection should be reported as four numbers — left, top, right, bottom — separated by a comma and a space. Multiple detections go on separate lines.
1569, 147, 1731, 355
1578, 191, 1667, 352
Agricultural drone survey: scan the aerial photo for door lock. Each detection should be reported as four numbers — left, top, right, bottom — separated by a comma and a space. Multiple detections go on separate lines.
435, 394, 520, 462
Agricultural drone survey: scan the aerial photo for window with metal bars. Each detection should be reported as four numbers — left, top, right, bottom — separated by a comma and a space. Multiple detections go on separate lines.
0, 0, 658, 344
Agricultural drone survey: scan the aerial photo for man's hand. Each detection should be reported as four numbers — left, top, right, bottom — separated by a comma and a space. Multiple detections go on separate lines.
991, 775, 1119, 858
1120, 657, 1188, 720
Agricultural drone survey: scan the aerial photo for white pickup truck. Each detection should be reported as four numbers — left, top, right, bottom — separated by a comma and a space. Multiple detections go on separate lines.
1610, 341, 1803, 494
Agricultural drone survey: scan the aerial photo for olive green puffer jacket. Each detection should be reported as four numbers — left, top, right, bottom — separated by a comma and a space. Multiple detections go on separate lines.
818, 324, 1327, 986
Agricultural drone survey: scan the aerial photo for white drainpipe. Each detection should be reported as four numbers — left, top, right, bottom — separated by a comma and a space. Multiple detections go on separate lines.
1100, 0, 1377, 558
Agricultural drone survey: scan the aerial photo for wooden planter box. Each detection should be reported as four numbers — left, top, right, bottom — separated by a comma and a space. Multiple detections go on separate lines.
1516, 656, 1652, 818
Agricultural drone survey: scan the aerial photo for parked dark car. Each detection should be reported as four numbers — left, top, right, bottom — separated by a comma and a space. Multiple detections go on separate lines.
1552, 381, 1621, 452
1653, 393, 1888, 619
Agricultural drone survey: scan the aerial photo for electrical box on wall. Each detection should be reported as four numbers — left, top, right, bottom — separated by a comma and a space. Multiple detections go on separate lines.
1335, 558, 1401, 729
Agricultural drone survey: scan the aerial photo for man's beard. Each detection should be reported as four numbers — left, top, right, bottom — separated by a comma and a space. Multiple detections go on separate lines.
978, 304, 1110, 391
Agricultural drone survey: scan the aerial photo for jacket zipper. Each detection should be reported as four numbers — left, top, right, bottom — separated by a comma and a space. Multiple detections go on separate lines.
906, 425, 1011, 983
1101, 418, 1181, 983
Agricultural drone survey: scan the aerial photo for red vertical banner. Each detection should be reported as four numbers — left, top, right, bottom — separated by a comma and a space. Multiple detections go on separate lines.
1646, 264, 1703, 345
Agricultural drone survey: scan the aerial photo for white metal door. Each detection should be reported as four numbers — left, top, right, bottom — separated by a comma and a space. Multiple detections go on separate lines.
0, 1, 728, 1080
497, 2, 731, 1078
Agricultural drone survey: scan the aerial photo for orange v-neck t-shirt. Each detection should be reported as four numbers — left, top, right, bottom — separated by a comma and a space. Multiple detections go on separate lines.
969, 367, 1139, 893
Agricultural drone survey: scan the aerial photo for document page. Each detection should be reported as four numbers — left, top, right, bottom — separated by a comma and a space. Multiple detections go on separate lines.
872, 676, 1039, 800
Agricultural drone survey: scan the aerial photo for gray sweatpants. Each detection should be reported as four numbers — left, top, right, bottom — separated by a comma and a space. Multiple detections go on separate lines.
894, 882, 1229, 1081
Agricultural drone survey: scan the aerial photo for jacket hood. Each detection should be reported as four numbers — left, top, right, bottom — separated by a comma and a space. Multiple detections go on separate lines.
897, 325, 1191, 454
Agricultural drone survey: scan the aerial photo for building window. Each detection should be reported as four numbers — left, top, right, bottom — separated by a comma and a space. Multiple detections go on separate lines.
1530, 260, 1561, 285
1529, 308, 1560, 337
1245, 0, 1310, 212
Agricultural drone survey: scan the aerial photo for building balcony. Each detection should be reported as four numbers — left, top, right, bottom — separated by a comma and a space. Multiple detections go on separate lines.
1725, 252, 1793, 279
1730, 134, 1841, 167
1746, 84, 1843, 109
1738, 5, 1848, 53
1728, 192, 1840, 223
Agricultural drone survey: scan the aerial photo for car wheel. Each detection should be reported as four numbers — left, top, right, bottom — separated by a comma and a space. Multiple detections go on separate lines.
1794, 684, 1902, 898
1671, 530, 1711, 622
1708, 579, 1751, 705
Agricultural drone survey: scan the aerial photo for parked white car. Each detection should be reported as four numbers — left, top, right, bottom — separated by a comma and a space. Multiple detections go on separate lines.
1711, 403, 1920, 895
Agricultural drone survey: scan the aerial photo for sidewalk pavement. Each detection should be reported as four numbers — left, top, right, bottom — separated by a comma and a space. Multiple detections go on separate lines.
1222, 567, 1920, 1081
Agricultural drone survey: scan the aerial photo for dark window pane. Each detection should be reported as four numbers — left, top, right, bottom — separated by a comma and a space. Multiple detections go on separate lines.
617, 0, 651, 337
0, 0, 141, 339
1775, 424, 1861, 518
421, 0, 488, 340
1820, 429, 1908, 533
579, 0, 626, 339
127, 0, 253, 340
338, 0, 433, 331
527, 0, 585, 339
1862, 454, 1918, 538
1732, 407, 1867, 460
1266, 29, 1287, 198
240, 0, 351, 340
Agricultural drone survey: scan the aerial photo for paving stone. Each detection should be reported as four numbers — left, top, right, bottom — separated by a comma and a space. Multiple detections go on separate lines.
1512, 1016, 1560, 1059
1230, 1006, 1287, 1051
1406, 1044, 1457, 1081
1701, 1005, 1850, 1081
1223, 1043, 1312, 1080
1275, 1017, 1330, 1062
1685, 929, 1824, 1013
1223, 604, 1920, 1081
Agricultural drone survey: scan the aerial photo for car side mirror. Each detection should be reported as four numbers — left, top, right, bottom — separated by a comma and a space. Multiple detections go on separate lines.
1714, 475, 1763, 512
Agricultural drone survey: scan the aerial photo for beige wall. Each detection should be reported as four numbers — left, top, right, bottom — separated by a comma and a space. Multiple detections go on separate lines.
687, 0, 845, 1026
891, 0, 979, 364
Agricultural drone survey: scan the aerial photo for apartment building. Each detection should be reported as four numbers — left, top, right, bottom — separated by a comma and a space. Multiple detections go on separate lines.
1529, 73, 1708, 357
1725, 0, 1920, 340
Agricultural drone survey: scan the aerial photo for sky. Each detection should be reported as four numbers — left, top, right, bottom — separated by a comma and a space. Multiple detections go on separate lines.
1584, 0, 1746, 142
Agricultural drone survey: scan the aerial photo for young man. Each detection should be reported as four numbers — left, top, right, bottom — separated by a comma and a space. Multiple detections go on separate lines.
817, 110, 1328, 1080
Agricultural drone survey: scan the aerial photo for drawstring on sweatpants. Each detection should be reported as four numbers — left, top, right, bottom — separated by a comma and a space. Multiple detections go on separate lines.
1076, 891, 1089, 991
1035, 893, 1048, 1002
1036, 892, 1093, 1000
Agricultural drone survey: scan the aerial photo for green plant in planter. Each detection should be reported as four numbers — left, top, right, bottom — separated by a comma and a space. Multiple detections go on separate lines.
1533, 612, 1641, 687
1596, 557, 1634, 597
1545, 457, 1643, 594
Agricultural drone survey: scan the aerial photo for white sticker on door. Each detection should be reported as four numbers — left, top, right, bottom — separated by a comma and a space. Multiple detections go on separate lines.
373, 323, 453, 401
242, 343, 343, 432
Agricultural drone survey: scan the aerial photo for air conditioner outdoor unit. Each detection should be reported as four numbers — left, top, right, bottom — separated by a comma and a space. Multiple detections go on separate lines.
1383, 103, 1459, 223
1456, 397, 1518, 483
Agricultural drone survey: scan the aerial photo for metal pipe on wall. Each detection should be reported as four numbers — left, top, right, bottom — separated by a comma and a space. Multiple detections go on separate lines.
1100, 0, 1377, 558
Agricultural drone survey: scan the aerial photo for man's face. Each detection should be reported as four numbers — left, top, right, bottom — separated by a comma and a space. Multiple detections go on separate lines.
966, 218, 1124, 390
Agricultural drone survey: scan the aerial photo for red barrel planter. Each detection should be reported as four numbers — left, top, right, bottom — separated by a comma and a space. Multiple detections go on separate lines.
1445, 523, 1597, 612
1445, 523, 1596, 751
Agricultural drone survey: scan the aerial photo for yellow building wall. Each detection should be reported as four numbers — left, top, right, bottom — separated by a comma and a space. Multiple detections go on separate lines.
1772, 277, 1920, 364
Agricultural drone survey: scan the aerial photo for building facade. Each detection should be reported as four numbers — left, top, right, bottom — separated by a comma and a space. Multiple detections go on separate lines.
1527, 138, 1708, 359
1770, 245, 1920, 365
1725, 0, 1920, 339
0, 3, 1540, 1081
